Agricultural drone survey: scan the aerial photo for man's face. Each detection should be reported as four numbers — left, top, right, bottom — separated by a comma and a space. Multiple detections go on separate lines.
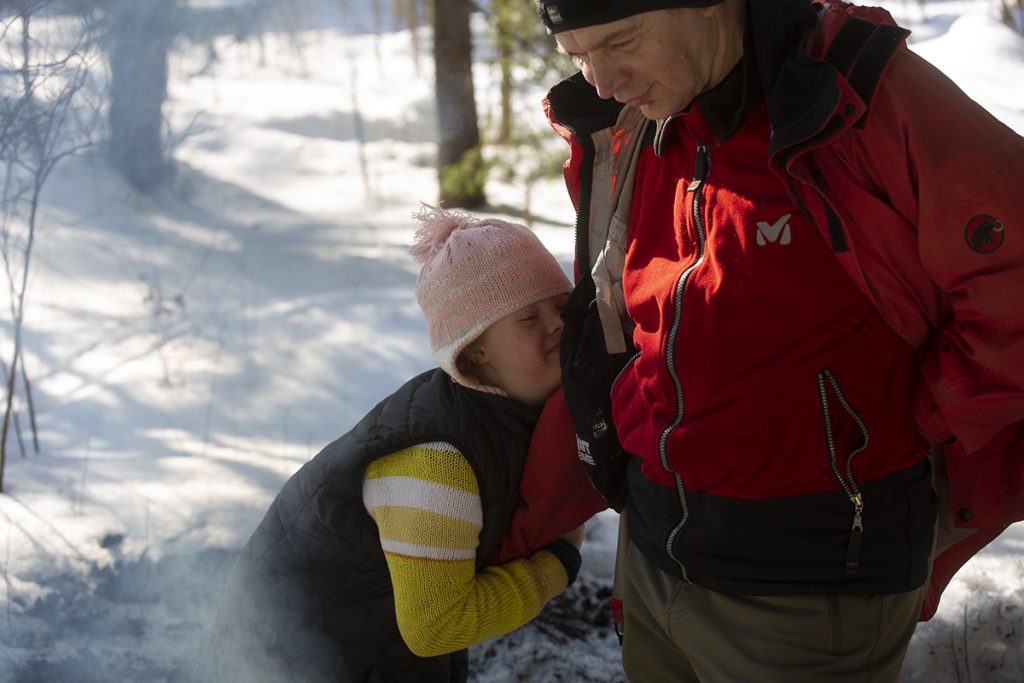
554, 7, 729, 120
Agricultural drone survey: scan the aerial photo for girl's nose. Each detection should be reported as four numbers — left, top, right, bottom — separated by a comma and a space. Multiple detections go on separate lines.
546, 306, 565, 335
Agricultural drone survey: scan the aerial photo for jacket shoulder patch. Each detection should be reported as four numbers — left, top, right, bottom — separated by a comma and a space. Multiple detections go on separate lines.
965, 215, 1005, 254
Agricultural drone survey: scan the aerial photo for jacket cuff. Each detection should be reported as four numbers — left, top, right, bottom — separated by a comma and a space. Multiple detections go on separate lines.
544, 539, 582, 586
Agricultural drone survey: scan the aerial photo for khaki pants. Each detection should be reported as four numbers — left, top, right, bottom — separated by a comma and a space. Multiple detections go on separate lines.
621, 542, 924, 683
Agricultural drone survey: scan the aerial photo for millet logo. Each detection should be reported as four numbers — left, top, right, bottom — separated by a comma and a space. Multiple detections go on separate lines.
756, 213, 792, 246
965, 215, 1005, 254
545, 5, 564, 24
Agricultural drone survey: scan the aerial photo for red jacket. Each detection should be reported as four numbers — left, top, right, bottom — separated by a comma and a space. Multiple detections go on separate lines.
544, 0, 1024, 619
491, 387, 608, 564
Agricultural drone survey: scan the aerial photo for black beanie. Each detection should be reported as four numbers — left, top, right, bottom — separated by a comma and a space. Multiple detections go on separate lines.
536, 0, 725, 34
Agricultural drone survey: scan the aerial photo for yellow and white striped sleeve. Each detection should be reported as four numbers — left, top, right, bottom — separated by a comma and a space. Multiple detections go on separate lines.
363, 441, 569, 657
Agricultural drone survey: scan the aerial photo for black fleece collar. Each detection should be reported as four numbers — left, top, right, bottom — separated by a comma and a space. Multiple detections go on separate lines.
694, 5, 762, 142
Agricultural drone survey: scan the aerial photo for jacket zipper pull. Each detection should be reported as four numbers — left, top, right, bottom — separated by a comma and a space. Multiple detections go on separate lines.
687, 144, 710, 192
845, 493, 863, 575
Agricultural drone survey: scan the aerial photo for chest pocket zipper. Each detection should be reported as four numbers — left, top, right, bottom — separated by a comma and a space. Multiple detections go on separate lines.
816, 368, 869, 575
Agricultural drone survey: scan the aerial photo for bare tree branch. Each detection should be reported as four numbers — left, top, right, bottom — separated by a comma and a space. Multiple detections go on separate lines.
0, 0, 100, 491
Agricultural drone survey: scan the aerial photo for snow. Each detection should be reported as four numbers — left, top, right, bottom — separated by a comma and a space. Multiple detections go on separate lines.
1, 2, 1022, 682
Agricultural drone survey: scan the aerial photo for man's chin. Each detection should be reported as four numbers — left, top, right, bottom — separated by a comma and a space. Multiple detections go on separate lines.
638, 100, 689, 121
637, 102, 669, 120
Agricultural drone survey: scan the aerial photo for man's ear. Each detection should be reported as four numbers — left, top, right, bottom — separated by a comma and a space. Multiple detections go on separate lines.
467, 346, 488, 365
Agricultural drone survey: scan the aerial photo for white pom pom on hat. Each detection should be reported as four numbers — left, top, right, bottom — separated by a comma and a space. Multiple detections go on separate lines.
410, 204, 572, 394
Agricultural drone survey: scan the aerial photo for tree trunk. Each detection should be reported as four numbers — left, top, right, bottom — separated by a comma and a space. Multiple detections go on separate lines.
432, 0, 485, 208
107, 1, 178, 193
494, 0, 514, 145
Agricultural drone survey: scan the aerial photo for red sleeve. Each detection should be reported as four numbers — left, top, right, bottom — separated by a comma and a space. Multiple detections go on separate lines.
818, 40, 1024, 532
490, 387, 608, 565
850, 46, 1024, 620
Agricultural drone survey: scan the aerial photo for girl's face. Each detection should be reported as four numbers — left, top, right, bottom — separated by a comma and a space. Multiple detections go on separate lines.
467, 293, 569, 408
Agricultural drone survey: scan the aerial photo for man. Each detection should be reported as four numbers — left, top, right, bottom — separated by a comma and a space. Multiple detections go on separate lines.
536, 0, 1024, 680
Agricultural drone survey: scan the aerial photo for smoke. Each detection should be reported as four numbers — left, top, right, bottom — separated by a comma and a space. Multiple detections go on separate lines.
1, 542, 237, 682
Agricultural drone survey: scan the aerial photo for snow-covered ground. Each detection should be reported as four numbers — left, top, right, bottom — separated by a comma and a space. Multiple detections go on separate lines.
1, 2, 1022, 682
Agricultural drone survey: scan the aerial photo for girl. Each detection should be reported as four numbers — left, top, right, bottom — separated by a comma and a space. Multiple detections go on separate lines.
193, 206, 606, 683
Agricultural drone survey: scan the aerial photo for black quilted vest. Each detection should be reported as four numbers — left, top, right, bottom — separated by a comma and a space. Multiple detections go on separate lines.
194, 369, 537, 683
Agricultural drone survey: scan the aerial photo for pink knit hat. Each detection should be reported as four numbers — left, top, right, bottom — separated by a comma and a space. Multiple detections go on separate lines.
410, 205, 572, 394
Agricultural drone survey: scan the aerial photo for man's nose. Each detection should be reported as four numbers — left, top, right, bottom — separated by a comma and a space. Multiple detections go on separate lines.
582, 56, 625, 100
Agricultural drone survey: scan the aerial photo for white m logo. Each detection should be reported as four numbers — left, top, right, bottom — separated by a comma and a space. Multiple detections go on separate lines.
756, 213, 792, 246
